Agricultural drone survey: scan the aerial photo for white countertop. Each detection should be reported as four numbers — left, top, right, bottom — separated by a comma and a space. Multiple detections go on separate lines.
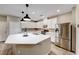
5, 33, 50, 44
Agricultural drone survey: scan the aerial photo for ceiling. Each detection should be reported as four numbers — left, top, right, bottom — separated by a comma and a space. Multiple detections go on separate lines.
0, 4, 75, 20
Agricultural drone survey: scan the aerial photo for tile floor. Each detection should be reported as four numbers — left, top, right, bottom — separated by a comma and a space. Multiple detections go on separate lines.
51, 43, 75, 55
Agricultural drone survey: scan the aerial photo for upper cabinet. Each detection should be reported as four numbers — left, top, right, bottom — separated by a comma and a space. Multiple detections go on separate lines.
21, 21, 37, 28
48, 18, 57, 29
36, 21, 43, 28
57, 12, 72, 24
43, 20, 52, 28
21, 21, 43, 28
21, 17, 57, 29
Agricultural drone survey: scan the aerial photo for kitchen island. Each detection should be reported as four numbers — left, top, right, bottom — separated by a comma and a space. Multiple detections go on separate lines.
5, 33, 51, 55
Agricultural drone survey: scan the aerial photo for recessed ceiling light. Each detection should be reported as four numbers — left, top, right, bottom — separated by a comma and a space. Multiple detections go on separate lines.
32, 12, 35, 14
57, 9, 60, 13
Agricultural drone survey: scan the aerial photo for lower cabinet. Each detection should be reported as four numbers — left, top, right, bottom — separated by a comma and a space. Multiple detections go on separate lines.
13, 38, 51, 55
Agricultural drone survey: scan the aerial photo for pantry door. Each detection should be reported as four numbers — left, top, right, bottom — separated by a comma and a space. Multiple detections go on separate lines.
0, 16, 7, 41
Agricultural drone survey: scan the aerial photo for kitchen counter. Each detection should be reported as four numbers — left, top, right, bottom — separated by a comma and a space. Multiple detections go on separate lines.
5, 33, 50, 44
5, 33, 51, 55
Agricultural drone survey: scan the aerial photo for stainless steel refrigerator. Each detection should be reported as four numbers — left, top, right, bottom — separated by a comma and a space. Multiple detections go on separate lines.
54, 23, 76, 52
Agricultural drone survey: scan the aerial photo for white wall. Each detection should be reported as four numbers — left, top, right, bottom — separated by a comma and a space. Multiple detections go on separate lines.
75, 5, 79, 54
71, 7, 76, 52
46, 18, 57, 42
0, 15, 21, 41
49, 18, 57, 29
7, 16, 21, 35
21, 21, 38, 28
0, 16, 7, 41
43, 18, 52, 28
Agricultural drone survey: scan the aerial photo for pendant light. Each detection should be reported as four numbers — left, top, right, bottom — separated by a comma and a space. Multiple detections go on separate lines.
21, 4, 31, 21
24, 14, 31, 21
20, 11, 25, 21
20, 18, 24, 21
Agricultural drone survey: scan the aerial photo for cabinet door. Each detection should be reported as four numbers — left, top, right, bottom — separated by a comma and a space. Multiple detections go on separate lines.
0, 18, 7, 41
37, 22, 43, 28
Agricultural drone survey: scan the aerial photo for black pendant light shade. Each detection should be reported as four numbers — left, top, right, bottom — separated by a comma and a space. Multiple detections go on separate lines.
21, 18, 24, 21
21, 11, 24, 14
26, 4, 29, 7
21, 4, 30, 21
24, 14, 31, 19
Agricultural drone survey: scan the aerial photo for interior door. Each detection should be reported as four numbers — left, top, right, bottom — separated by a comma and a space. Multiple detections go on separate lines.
0, 17, 7, 41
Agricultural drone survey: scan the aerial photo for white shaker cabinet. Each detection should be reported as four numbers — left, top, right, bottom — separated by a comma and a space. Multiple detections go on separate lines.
21, 22, 36, 28
21, 21, 43, 28
36, 21, 43, 28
